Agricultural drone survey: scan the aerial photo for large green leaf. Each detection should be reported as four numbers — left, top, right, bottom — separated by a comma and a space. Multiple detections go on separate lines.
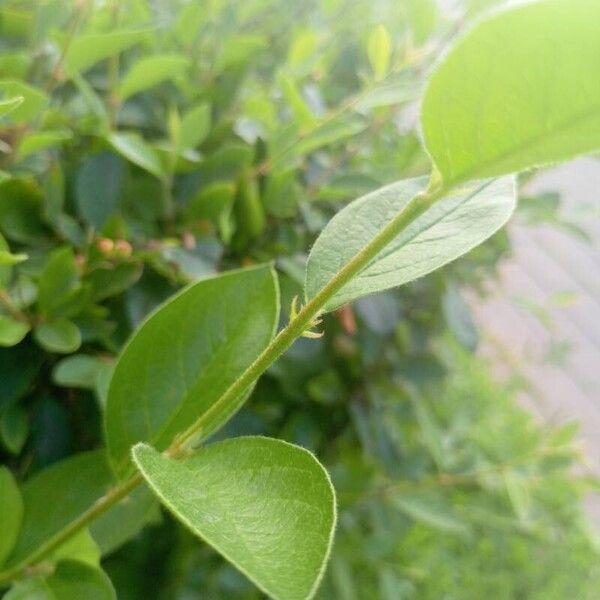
305, 176, 515, 311
105, 265, 280, 478
421, 0, 600, 185
117, 54, 189, 101
0, 467, 23, 567
133, 437, 336, 600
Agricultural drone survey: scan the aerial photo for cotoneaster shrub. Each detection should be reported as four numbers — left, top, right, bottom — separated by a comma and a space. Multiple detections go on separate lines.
0, 0, 599, 598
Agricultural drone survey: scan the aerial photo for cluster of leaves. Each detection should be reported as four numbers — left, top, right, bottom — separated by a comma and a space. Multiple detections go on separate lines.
0, 0, 599, 598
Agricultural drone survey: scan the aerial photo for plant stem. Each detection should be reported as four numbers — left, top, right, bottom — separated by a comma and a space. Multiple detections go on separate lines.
168, 184, 445, 453
0, 473, 143, 586
0, 183, 446, 586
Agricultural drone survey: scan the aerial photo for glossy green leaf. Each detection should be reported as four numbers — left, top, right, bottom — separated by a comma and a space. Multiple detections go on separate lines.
75, 153, 124, 229
105, 265, 280, 478
65, 29, 150, 76
0, 467, 23, 567
180, 103, 211, 149
108, 132, 164, 179
117, 54, 190, 101
422, 0, 600, 185
4, 561, 116, 600
305, 176, 515, 311
34, 318, 81, 354
133, 437, 336, 600
4, 452, 113, 570
367, 25, 391, 81
0, 315, 29, 347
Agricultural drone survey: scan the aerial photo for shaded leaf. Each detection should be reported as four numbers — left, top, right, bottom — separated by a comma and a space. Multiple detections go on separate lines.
0, 467, 23, 567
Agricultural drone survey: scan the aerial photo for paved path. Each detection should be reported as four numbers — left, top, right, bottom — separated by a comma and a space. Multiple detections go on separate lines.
474, 158, 600, 525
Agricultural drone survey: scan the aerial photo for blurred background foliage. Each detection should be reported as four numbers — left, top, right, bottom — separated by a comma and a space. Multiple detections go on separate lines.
0, 0, 599, 598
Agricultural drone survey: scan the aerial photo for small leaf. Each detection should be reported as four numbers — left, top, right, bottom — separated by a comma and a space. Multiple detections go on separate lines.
0, 315, 29, 347
391, 492, 470, 535
0, 81, 47, 123
421, 0, 600, 185
0, 250, 27, 266
37, 247, 81, 318
52, 354, 106, 389
0, 95, 23, 118
105, 265, 280, 478
117, 54, 190, 101
0, 401, 29, 454
180, 103, 211, 149
367, 25, 391, 81
108, 132, 164, 179
16, 130, 71, 160
305, 176, 515, 311
75, 152, 124, 229
65, 29, 150, 76
0, 466, 23, 567
133, 437, 336, 600
34, 318, 81, 354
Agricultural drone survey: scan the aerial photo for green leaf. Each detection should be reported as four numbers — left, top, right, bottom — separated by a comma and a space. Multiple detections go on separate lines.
305, 176, 515, 311
65, 29, 150, 76
180, 103, 211, 149
105, 265, 280, 478
75, 152, 124, 229
34, 318, 81, 354
52, 354, 106, 389
215, 35, 267, 72
89, 487, 159, 556
279, 74, 318, 130
4, 451, 113, 570
132, 437, 336, 600
51, 528, 100, 568
4, 561, 116, 600
391, 492, 470, 535
37, 248, 82, 318
108, 132, 164, 179
117, 54, 190, 101
0, 250, 27, 266
0, 467, 23, 567
0, 401, 29, 454
421, 0, 600, 185
0, 315, 29, 347
0, 80, 47, 123
16, 130, 71, 160
367, 25, 391, 81
0, 95, 23, 118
